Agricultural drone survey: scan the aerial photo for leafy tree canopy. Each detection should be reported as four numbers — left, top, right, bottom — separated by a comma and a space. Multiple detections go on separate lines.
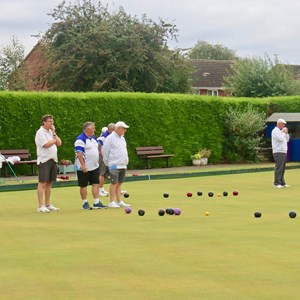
43, 0, 191, 92
224, 54, 300, 97
0, 36, 25, 90
188, 40, 238, 60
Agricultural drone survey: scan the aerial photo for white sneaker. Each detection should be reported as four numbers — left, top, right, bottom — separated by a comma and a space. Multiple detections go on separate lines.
108, 201, 120, 208
37, 205, 50, 213
46, 204, 60, 211
99, 190, 109, 197
274, 185, 283, 189
283, 184, 290, 188
117, 200, 131, 207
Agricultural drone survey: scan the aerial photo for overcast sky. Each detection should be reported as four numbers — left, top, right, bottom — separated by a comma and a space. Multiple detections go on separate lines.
1, 0, 300, 64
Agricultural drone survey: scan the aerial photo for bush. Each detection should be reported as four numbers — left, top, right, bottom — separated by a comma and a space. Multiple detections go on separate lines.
223, 103, 266, 162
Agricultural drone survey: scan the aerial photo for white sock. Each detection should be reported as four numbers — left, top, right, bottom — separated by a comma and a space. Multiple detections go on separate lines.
94, 199, 99, 204
82, 199, 88, 203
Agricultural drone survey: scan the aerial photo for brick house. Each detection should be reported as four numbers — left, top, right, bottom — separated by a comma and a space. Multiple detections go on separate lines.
188, 59, 234, 96
11, 42, 49, 91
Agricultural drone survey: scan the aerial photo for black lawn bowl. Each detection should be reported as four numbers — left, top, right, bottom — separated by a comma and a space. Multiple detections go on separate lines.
163, 193, 169, 198
197, 191, 203, 196
158, 209, 165, 216
138, 209, 145, 216
223, 191, 228, 197
254, 211, 262, 218
208, 192, 214, 197
289, 211, 297, 219
168, 208, 175, 215
124, 193, 130, 198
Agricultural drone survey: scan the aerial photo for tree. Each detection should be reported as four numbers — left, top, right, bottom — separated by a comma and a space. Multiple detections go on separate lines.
224, 54, 300, 97
188, 40, 238, 60
0, 36, 26, 90
42, 0, 191, 92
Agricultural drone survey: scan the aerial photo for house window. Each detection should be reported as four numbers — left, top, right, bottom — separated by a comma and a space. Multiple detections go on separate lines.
207, 90, 218, 96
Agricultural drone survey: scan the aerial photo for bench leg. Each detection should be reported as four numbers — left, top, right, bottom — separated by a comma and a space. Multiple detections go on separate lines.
146, 159, 151, 169
166, 158, 170, 167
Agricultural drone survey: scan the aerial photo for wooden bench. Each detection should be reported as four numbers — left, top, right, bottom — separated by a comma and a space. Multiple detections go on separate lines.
135, 146, 174, 168
0, 149, 37, 176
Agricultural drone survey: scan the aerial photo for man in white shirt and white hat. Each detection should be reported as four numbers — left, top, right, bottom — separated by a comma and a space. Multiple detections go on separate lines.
102, 121, 130, 208
271, 118, 290, 188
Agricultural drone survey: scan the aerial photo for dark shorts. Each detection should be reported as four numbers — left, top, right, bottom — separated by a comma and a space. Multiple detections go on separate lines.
109, 169, 126, 184
99, 157, 109, 178
77, 167, 100, 187
38, 159, 58, 182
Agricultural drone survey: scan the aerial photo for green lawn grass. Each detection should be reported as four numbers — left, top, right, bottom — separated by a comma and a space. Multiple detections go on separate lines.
1, 170, 300, 300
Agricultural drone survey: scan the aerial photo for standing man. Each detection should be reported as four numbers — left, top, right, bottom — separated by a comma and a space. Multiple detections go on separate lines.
75, 122, 107, 209
271, 118, 290, 188
35, 114, 62, 212
102, 121, 130, 208
97, 123, 115, 197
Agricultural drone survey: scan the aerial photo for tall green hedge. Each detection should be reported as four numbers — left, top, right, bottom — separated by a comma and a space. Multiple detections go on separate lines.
0, 91, 300, 170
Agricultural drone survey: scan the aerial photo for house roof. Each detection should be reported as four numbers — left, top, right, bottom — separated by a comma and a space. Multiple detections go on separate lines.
266, 113, 300, 123
188, 59, 234, 88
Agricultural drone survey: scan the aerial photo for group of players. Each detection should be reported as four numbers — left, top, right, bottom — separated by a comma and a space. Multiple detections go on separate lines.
35, 114, 130, 212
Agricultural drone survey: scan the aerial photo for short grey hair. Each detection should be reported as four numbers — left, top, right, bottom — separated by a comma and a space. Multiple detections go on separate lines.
82, 121, 94, 131
107, 123, 115, 130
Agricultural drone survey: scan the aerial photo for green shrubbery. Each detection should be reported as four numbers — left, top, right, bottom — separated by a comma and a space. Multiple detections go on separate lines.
0, 91, 300, 172
223, 104, 267, 162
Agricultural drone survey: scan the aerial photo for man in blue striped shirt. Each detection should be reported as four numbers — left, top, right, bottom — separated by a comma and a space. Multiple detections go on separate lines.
75, 122, 107, 209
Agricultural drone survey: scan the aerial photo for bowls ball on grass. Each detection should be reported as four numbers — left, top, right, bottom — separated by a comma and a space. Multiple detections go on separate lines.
233, 190, 239, 196
138, 209, 145, 216
186, 192, 193, 197
163, 193, 169, 198
197, 191, 203, 196
158, 209, 165, 216
254, 211, 262, 218
123, 193, 130, 198
289, 211, 297, 218
223, 191, 228, 197
174, 208, 181, 215
208, 192, 214, 197
125, 207, 132, 214
168, 208, 175, 215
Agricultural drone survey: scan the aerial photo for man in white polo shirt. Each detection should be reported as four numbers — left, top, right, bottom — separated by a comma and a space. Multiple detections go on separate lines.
271, 118, 290, 188
75, 122, 107, 209
35, 114, 62, 212
102, 121, 130, 208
